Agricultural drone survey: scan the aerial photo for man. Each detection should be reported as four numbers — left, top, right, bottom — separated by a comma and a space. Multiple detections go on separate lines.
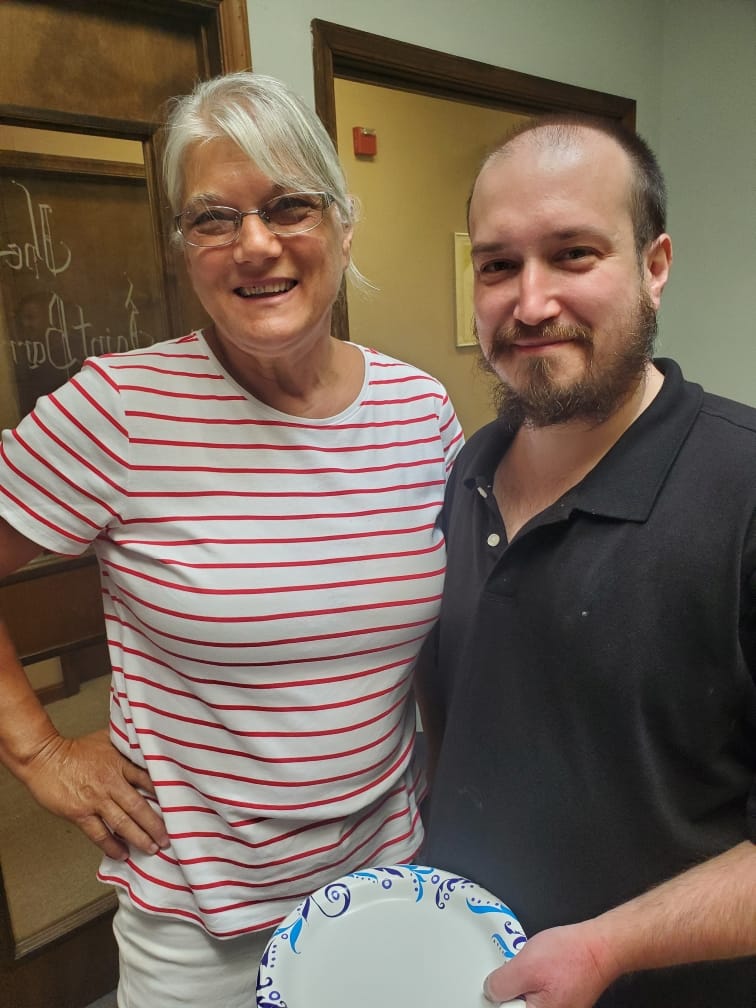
419, 114, 756, 1007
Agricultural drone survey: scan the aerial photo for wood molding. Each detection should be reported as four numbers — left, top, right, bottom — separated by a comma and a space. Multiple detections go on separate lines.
0, 149, 144, 181
12, 890, 117, 961
312, 20, 635, 142
219, 0, 252, 71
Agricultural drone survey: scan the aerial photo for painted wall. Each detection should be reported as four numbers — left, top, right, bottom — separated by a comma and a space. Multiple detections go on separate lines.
336, 80, 525, 435
0, 126, 142, 163
246, 0, 755, 405
656, 0, 756, 403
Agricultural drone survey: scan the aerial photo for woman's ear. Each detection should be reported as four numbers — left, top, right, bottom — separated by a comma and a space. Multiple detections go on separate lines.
340, 196, 355, 265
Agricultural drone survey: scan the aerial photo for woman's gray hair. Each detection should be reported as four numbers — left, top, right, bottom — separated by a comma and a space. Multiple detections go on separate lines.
162, 70, 358, 232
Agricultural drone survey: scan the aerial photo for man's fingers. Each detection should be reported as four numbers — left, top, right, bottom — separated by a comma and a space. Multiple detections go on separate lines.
484, 962, 526, 1005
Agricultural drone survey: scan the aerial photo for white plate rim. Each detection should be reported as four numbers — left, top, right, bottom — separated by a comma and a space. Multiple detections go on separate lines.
255, 863, 527, 1008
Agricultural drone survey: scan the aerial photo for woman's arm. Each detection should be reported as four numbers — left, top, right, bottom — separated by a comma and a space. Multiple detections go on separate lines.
0, 518, 169, 859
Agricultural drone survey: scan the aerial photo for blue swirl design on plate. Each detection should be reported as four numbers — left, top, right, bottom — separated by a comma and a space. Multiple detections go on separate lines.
255, 863, 527, 1007
351, 863, 440, 901
464, 899, 529, 958
264, 882, 351, 959
255, 974, 288, 1008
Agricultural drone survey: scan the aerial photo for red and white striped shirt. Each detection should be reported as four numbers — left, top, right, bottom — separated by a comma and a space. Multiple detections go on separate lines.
0, 331, 463, 936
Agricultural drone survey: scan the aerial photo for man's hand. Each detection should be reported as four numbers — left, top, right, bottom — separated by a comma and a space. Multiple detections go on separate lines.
483, 922, 617, 1008
22, 727, 169, 861
484, 840, 756, 1006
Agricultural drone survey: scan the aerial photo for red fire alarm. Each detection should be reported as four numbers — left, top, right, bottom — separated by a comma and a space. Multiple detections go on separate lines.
352, 126, 377, 158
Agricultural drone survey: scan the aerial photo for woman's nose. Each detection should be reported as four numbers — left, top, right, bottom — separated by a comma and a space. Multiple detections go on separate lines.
232, 213, 283, 261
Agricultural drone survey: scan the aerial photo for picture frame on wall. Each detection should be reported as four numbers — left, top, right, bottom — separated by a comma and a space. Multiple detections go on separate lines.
454, 231, 476, 348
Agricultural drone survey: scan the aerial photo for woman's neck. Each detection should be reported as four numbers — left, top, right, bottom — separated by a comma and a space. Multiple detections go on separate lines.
205, 327, 365, 418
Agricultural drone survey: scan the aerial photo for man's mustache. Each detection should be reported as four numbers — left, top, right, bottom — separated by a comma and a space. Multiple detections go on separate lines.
488, 322, 593, 353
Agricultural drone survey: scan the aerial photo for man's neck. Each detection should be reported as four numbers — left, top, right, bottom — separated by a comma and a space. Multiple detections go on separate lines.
493, 362, 664, 541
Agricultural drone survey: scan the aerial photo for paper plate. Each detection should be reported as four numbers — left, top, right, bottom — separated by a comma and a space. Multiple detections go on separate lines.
256, 863, 527, 1007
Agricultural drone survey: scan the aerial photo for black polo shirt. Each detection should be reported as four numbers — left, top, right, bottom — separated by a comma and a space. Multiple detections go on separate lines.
423, 359, 756, 1006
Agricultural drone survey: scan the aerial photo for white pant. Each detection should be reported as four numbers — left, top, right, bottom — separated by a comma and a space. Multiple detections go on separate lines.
113, 889, 272, 1008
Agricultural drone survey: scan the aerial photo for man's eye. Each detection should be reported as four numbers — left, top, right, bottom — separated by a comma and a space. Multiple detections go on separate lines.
478, 260, 516, 275
559, 247, 594, 262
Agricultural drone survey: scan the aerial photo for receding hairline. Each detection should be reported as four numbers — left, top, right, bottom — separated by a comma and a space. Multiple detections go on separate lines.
469, 114, 667, 253
470, 124, 636, 231
480, 121, 633, 179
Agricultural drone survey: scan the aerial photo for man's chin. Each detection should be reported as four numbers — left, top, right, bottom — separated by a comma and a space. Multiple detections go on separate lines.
493, 367, 648, 429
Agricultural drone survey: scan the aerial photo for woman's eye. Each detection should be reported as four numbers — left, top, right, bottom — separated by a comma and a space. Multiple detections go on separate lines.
188, 208, 235, 228
274, 196, 312, 211
268, 195, 318, 217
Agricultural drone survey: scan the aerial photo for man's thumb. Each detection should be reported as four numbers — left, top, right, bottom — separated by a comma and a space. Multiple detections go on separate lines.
483, 960, 527, 1005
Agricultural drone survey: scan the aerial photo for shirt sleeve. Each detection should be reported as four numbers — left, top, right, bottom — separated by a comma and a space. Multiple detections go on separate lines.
437, 389, 464, 478
0, 359, 128, 555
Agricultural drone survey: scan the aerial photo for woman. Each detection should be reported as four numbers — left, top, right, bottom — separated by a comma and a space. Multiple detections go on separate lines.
0, 72, 462, 1005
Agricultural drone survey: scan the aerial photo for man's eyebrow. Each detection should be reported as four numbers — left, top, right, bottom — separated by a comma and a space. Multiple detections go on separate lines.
552, 226, 609, 242
471, 227, 610, 256
470, 240, 512, 257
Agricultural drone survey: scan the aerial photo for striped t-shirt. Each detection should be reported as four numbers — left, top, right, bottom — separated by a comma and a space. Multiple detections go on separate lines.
0, 331, 463, 936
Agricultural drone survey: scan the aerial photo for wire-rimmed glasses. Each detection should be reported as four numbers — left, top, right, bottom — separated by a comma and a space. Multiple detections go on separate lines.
175, 191, 335, 247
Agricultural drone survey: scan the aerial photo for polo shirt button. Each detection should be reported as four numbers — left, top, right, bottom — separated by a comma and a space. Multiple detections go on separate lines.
487, 533, 500, 547
477, 486, 488, 498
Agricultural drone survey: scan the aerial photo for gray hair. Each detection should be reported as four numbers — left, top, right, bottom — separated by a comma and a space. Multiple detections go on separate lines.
161, 72, 372, 291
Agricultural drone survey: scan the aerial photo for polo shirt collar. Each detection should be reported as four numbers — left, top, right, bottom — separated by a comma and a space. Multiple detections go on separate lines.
462, 358, 704, 523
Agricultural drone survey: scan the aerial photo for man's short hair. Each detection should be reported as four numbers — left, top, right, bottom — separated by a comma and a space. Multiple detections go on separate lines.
472, 112, 667, 254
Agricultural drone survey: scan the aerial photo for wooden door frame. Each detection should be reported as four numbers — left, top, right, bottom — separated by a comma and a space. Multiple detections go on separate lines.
311, 19, 635, 341
1, 0, 250, 135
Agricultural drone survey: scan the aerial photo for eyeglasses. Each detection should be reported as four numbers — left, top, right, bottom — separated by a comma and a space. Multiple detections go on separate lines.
175, 191, 335, 247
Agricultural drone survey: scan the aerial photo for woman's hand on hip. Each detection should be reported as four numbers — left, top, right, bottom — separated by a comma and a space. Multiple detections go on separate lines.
23, 726, 170, 860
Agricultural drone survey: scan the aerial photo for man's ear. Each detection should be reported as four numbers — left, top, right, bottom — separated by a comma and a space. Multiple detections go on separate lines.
644, 233, 672, 308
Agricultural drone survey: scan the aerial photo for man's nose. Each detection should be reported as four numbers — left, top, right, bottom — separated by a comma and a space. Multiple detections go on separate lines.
513, 262, 560, 326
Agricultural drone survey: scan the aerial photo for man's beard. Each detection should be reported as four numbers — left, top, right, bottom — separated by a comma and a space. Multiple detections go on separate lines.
479, 293, 658, 431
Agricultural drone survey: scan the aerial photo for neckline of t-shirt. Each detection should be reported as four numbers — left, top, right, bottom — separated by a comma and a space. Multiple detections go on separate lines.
197, 329, 371, 425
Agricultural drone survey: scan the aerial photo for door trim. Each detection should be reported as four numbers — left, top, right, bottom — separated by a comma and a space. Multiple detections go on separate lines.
312, 19, 634, 145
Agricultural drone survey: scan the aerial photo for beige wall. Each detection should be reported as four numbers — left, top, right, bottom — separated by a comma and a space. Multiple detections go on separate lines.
336, 79, 526, 435
0, 126, 142, 162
